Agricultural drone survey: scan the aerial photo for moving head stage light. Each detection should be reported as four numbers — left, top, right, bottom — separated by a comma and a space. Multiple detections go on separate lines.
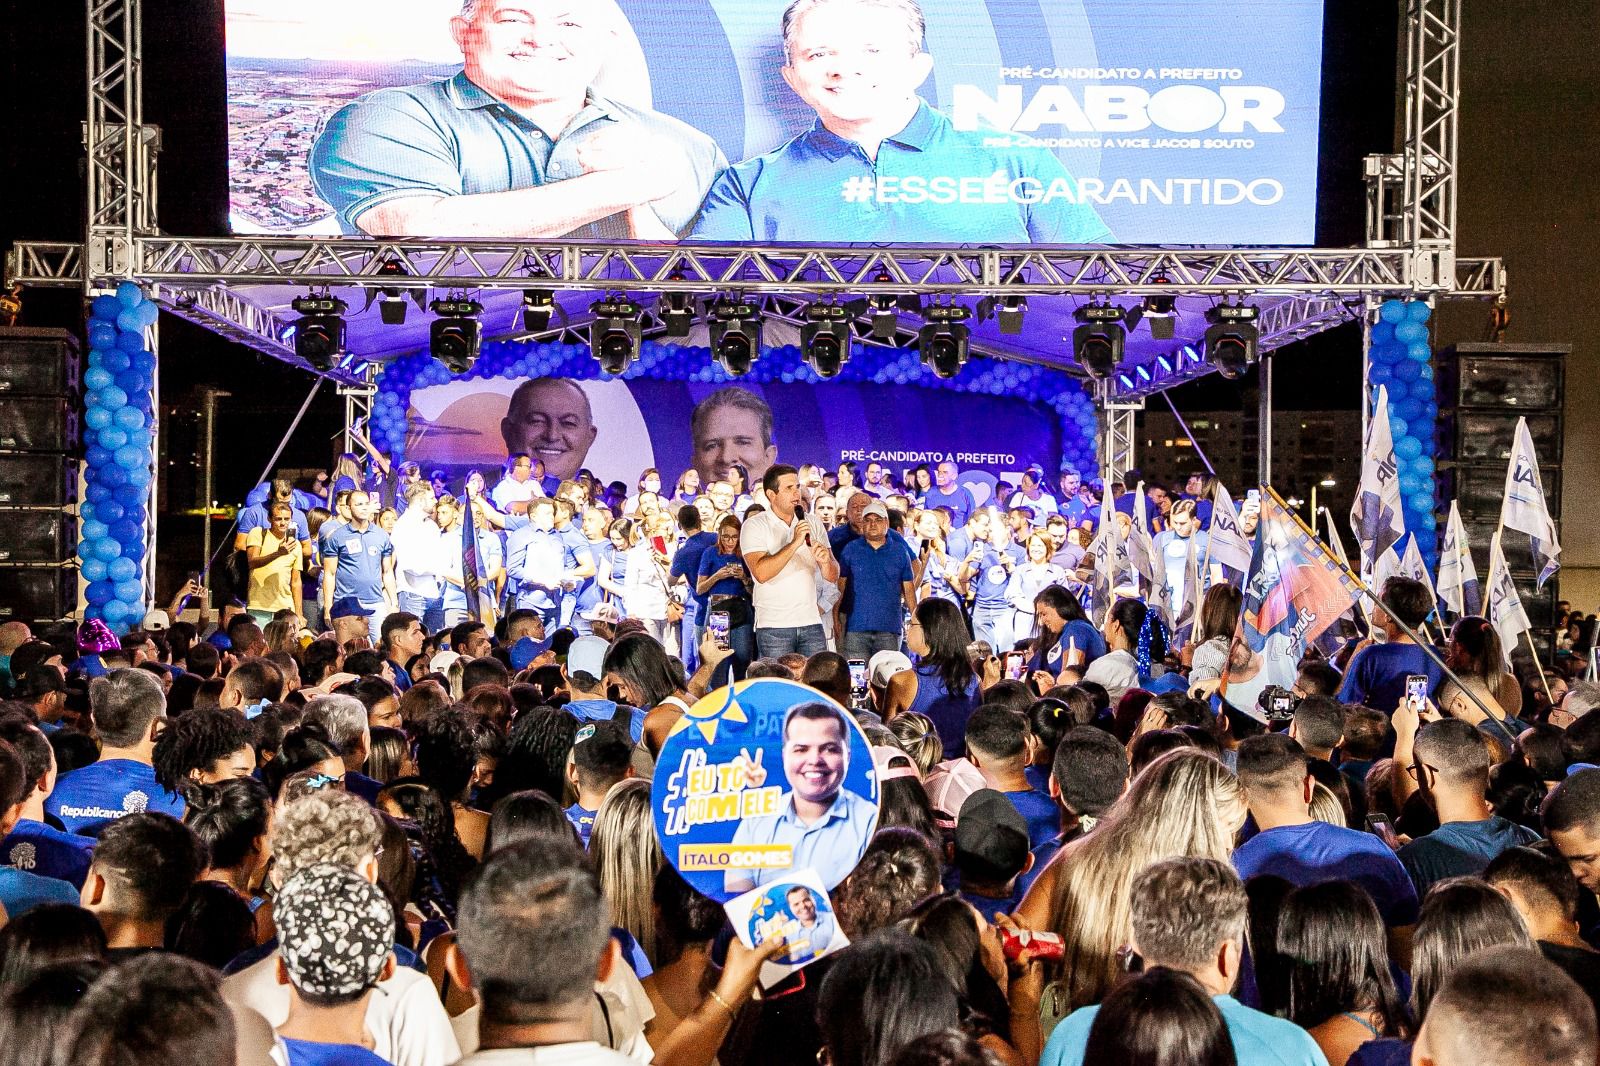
590, 296, 642, 376
710, 297, 762, 376
1204, 302, 1260, 380
1072, 302, 1126, 380
429, 297, 483, 374
291, 294, 347, 371
919, 304, 972, 380
801, 302, 852, 378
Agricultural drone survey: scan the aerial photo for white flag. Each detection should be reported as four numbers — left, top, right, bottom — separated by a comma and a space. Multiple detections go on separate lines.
1322, 508, 1352, 568
1208, 484, 1254, 575
1089, 482, 1123, 616
1436, 501, 1481, 616
1399, 534, 1440, 618
1131, 484, 1173, 626
1350, 385, 1406, 577
1500, 417, 1561, 587
1486, 532, 1531, 666
1374, 543, 1404, 592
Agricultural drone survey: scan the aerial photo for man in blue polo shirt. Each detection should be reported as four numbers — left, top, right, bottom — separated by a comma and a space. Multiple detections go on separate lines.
308, 0, 726, 240
1337, 576, 1445, 715
960, 514, 1025, 653
506, 497, 590, 632
321, 492, 395, 644
0, 737, 77, 916
0, 717, 93, 890
923, 461, 975, 531
45, 669, 185, 837
691, 0, 1110, 244
838, 499, 915, 659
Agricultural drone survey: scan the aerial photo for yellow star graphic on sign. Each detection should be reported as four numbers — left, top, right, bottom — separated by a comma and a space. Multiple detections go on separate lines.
673, 682, 750, 744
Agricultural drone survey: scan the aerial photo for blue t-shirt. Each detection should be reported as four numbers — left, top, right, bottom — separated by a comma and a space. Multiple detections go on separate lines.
45, 759, 186, 836
322, 523, 393, 606
279, 1037, 394, 1066
839, 538, 914, 634
237, 502, 311, 542
1042, 994, 1328, 1066
567, 698, 646, 745
2, 818, 95, 889
1232, 820, 1419, 928
1033, 620, 1108, 674
1337, 642, 1444, 714
505, 526, 585, 612
1017, 834, 1064, 901
959, 886, 1022, 924
972, 546, 1025, 611
696, 549, 750, 609
1004, 787, 1063, 851
671, 532, 718, 620
0, 865, 79, 918
910, 662, 982, 760
566, 803, 598, 848
923, 485, 976, 529
1348, 1040, 1410, 1066
1397, 816, 1541, 898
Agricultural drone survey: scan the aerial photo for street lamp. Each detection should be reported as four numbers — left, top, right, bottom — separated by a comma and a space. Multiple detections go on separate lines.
1311, 478, 1336, 536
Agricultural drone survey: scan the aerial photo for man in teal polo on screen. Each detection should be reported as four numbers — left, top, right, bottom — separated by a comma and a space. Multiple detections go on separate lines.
309, 0, 726, 239
691, 0, 1112, 244
726, 702, 876, 894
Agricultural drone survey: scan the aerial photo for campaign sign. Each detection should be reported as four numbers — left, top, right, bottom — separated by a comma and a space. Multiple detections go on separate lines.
724, 868, 850, 987
652, 678, 879, 904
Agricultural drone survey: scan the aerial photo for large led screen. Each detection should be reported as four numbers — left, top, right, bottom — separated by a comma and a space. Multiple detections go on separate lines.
224, 0, 1326, 244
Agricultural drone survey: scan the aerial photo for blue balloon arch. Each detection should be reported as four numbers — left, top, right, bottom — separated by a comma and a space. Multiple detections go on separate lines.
1370, 297, 1440, 572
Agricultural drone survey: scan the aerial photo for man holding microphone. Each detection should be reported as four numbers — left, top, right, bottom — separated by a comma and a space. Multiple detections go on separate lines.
741, 466, 839, 658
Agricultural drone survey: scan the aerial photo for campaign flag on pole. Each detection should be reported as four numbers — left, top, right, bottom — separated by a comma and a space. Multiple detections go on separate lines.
1373, 543, 1404, 593
1175, 530, 1201, 639
1486, 532, 1531, 666
1437, 501, 1481, 617
1088, 485, 1124, 618
1208, 484, 1254, 576
1322, 507, 1353, 570
1222, 488, 1362, 718
1399, 534, 1440, 618
462, 490, 499, 628
1500, 417, 1562, 587
1131, 485, 1173, 626
1350, 385, 1405, 577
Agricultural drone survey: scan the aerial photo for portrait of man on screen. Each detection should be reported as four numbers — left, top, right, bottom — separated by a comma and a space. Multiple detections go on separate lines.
308, 0, 727, 240
689, 0, 1114, 245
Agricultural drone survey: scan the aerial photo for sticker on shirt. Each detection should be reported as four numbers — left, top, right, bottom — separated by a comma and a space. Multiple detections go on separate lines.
652, 678, 880, 904
723, 868, 849, 988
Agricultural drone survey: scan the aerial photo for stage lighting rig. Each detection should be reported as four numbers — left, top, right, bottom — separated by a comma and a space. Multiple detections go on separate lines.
1127, 285, 1178, 340
372, 257, 416, 325
521, 288, 555, 332
1072, 302, 1126, 380
710, 296, 762, 376
590, 295, 642, 376
291, 293, 347, 372
429, 295, 483, 374
659, 274, 696, 338
996, 295, 1028, 335
867, 271, 900, 339
918, 303, 972, 380
1204, 301, 1260, 380
801, 302, 852, 378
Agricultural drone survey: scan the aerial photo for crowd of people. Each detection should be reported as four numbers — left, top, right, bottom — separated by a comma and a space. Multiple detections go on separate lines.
0, 453, 1595, 1066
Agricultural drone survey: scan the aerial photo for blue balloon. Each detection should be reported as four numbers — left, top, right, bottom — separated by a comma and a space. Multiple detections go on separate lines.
1370, 343, 1403, 365
86, 483, 113, 505
114, 445, 146, 469
91, 294, 122, 320
98, 386, 128, 410
1393, 397, 1424, 422
120, 538, 145, 562
85, 580, 115, 606
115, 331, 144, 353
1407, 301, 1432, 323
87, 322, 118, 349
1392, 359, 1424, 383
99, 465, 129, 488
1400, 473, 1425, 497
97, 500, 126, 523
101, 600, 130, 627
131, 350, 157, 374
98, 427, 128, 450
113, 579, 144, 603
89, 537, 120, 561
80, 501, 97, 523
108, 557, 139, 582
138, 301, 160, 328
124, 465, 151, 488
1367, 364, 1394, 388
116, 309, 142, 333
1370, 321, 1396, 344
109, 518, 142, 545
1396, 436, 1424, 460
80, 557, 109, 583
81, 519, 110, 543
1406, 342, 1431, 362
1420, 399, 1438, 421
1408, 493, 1434, 516
115, 369, 149, 394
114, 407, 146, 431
1394, 321, 1426, 344
85, 406, 113, 431
114, 484, 146, 507
115, 281, 144, 306
104, 348, 132, 370
1379, 300, 1407, 323
1388, 415, 1410, 440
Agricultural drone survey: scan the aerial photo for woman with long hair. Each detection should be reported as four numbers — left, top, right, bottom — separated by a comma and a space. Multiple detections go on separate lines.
1028, 586, 1106, 688
1188, 584, 1245, 686
329, 452, 364, 499
590, 779, 663, 964
1438, 616, 1529, 733
885, 598, 981, 759
1275, 881, 1410, 1064
378, 780, 478, 908
837, 461, 859, 490
899, 893, 1023, 1063
1083, 598, 1164, 702
1016, 748, 1247, 1018
413, 706, 492, 859
1081, 968, 1237, 1066
623, 511, 677, 646
597, 517, 636, 611
673, 468, 701, 505
817, 930, 962, 1066
605, 633, 694, 754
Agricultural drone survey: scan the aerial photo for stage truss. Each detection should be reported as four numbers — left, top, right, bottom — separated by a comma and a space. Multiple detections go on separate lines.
4, 0, 1502, 478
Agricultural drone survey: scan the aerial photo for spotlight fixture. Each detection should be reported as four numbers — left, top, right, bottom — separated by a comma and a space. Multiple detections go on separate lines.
659, 277, 695, 338
801, 302, 852, 378
291, 293, 347, 371
1204, 301, 1260, 380
589, 295, 642, 376
918, 303, 972, 380
374, 257, 411, 325
868, 271, 899, 340
1072, 302, 1126, 380
996, 295, 1028, 335
521, 288, 555, 333
429, 296, 484, 374
1128, 289, 1177, 340
710, 296, 762, 376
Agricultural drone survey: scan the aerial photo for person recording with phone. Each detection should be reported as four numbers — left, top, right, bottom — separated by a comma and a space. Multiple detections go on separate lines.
1336, 576, 1443, 715
696, 515, 755, 683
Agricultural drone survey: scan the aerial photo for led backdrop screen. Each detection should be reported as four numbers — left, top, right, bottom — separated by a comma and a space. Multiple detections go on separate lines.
223, 0, 1326, 244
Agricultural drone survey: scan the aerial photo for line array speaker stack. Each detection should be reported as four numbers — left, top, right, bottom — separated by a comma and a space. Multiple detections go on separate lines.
0, 328, 81, 623
1436, 342, 1569, 659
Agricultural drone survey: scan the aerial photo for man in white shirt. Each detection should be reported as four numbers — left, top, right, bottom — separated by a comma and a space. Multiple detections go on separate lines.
489, 453, 543, 515
740, 465, 839, 658
392, 484, 447, 632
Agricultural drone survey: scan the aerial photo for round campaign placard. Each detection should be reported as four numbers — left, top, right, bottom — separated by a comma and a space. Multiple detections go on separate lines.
652, 678, 880, 904
745, 881, 842, 966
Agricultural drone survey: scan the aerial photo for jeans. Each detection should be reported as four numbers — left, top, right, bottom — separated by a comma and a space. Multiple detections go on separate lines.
754, 624, 828, 659
301, 599, 324, 634
971, 604, 1013, 654
842, 630, 901, 659
680, 616, 704, 672
397, 592, 446, 635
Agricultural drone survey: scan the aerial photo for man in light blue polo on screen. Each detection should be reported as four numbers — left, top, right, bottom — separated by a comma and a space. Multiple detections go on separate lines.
309, 0, 726, 240
726, 702, 876, 894
691, 0, 1112, 244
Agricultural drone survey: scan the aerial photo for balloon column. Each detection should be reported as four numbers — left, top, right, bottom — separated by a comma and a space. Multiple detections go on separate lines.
1366, 298, 1438, 572
79, 282, 158, 631
370, 339, 1100, 481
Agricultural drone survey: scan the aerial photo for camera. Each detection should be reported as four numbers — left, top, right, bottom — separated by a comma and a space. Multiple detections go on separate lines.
1258, 685, 1299, 722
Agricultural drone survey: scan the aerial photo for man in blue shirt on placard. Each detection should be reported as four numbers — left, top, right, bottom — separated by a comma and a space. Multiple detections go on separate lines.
838, 500, 916, 659
1337, 577, 1444, 714
320, 492, 396, 644
727, 702, 876, 894
0, 717, 94, 889
309, 0, 726, 241
783, 885, 837, 963
45, 670, 185, 837
692, 0, 1111, 244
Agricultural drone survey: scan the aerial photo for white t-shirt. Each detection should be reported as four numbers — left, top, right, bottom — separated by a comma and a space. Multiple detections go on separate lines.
489, 476, 541, 512
393, 515, 446, 599
452, 958, 655, 1063
223, 950, 461, 1066
739, 509, 821, 629
455, 1044, 637, 1066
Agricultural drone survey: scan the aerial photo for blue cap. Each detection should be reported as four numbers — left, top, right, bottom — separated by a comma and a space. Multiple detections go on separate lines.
509, 634, 553, 671
329, 596, 373, 620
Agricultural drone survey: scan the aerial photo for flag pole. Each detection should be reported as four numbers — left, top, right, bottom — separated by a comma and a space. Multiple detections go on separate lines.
1523, 626, 1555, 707
1260, 486, 1518, 746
